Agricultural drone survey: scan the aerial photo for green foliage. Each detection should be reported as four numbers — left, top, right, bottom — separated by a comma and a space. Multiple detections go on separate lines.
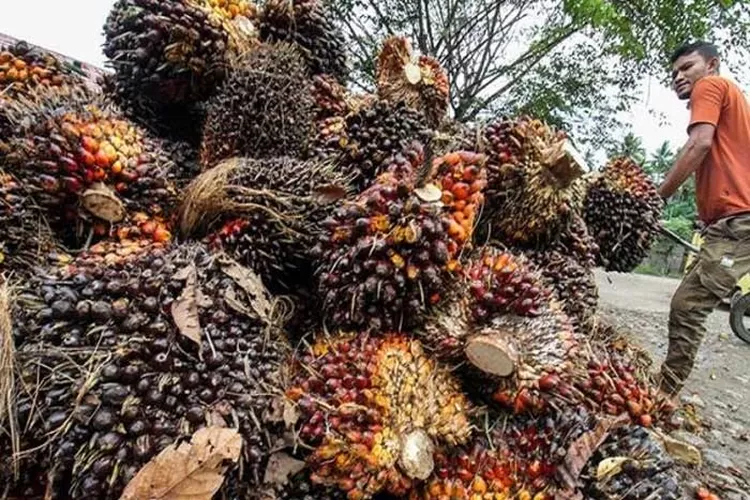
327, 0, 750, 150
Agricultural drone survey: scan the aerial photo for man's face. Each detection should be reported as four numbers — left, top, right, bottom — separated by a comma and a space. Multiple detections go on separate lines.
671, 51, 719, 100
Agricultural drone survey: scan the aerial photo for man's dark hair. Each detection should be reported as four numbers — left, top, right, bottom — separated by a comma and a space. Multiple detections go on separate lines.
670, 41, 720, 64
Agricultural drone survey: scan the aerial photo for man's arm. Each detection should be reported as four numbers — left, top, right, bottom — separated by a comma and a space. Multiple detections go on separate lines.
658, 123, 715, 199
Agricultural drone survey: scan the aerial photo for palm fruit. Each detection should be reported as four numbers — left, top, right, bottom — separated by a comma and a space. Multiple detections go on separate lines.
265, 470, 348, 499
200, 43, 315, 167
376, 36, 449, 126
0, 40, 88, 133
416, 406, 597, 500
178, 156, 352, 292
583, 320, 677, 426
311, 74, 350, 119
313, 145, 471, 332
0, 170, 65, 278
582, 426, 681, 499
467, 248, 550, 321
480, 116, 585, 244
103, 0, 256, 109
584, 157, 663, 272
259, 0, 347, 83
3, 242, 290, 498
287, 333, 473, 499
526, 249, 598, 329
0, 86, 179, 247
307, 115, 349, 163
546, 213, 599, 268
342, 100, 433, 189
429, 150, 487, 249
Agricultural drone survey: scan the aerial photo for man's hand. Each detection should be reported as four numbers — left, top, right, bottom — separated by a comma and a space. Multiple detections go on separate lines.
658, 123, 715, 199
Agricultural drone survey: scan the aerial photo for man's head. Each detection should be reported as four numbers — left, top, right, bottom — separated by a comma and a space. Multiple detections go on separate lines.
670, 41, 720, 100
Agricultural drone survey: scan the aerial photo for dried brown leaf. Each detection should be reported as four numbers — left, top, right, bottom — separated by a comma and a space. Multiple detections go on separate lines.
262, 452, 305, 485
171, 265, 201, 347
120, 427, 242, 500
556, 414, 629, 490
219, 258, 272, 321
312, 184, 348, 205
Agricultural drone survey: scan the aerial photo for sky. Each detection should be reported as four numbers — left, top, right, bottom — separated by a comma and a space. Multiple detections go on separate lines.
0, 0, 743, 159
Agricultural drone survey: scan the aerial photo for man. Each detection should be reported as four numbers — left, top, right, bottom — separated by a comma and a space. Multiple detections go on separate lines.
657, 41, 750, 395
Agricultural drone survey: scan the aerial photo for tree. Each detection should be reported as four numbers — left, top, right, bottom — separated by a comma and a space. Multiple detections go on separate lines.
608, 132, 646, 164
328, 0, 750, 150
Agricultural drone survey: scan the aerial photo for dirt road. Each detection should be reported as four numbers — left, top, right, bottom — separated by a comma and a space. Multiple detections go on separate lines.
596, 270, 750, 497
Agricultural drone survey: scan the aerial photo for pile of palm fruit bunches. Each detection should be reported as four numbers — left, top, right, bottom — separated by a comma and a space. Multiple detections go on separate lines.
0, 1, 677, 499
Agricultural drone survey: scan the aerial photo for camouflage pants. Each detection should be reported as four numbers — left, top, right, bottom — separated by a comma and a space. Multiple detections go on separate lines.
660, 212, 750, 394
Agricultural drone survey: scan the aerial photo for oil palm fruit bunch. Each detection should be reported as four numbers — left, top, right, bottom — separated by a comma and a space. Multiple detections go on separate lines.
100, 72, 207, 146
584, 157, 663, 272
467, 248, 550, 321
418, 247, 553, 376
417, 406, 597, 499
178, 156, 352, 292
102, 0, 256, 109
313, 145, 474, 332
376, 36, 449, 127
0, 86, 179, 245
485, 304, 582, 413
4, 242, 290, 498
342, 100, 433, 189
582, 321, 677, 426
311, 73, 350, 119
286, 333, 473, 499
480, 116, 585, 244
201, 43, 315, 167
307, 115, 349, 163
0, 40, 87, 107
0, 170, 64, 278
267, 470, 348, 500
581, 426, 681, 499
429, 150, 487, 249
259, 0, 348, 83
526, 249, 598, 329
546, 213, 599, 268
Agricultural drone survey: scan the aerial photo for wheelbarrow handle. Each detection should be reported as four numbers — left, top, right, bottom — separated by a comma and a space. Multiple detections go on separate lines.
659, 225, 701, 254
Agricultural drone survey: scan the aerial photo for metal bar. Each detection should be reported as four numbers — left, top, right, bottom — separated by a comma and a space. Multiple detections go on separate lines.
659, 225, 700, 254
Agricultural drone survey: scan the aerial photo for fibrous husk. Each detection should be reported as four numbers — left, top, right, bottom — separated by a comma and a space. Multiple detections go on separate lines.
1, 242, 291, 498
103, 0, 257, 109
286, 333, 473, 498
479, 116, 585, 244
178, 156, 353, 292
376, 36, 449, 127
0, 85, 181, 248
259, 0, 348, 83
200, 43, 315, 167
312, 145, 477, 332
584, 157, 663, 272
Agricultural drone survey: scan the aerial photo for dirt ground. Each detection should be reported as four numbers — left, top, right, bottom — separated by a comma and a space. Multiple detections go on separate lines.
596, 270, 750, 498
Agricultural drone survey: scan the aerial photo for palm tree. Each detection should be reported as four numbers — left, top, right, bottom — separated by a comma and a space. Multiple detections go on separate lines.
645, 141, 675, 183
608, 132, 646, 164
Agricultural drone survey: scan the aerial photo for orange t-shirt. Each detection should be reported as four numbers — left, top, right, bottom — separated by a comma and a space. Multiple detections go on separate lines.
689, 75, 750, 224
